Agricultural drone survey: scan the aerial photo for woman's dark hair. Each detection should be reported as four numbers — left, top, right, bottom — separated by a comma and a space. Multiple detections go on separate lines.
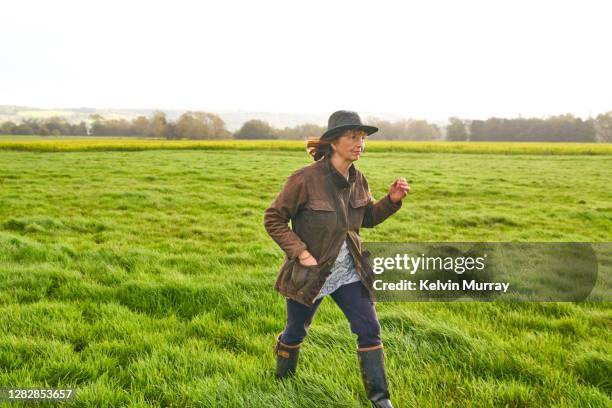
306, 128, 367, 161
306, 137, 332, 161
306, 130, 346, 161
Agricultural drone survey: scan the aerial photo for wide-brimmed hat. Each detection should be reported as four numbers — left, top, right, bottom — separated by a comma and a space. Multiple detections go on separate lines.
320, 110, 378, 140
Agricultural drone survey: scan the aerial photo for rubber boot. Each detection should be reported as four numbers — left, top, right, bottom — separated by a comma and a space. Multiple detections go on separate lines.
273, 333, 302, 379
357, 345, 394, 408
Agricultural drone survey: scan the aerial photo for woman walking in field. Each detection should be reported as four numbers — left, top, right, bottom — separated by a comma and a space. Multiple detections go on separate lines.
263, 110, 410, 408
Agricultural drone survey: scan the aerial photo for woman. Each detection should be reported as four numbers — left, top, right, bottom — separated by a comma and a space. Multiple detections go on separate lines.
263, 110, 410, 408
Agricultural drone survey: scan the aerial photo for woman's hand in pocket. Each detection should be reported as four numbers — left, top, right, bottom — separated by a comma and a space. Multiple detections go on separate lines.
298, 250, 318, 266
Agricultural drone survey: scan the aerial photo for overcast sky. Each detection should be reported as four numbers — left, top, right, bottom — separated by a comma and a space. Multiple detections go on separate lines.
1, 0, 610, 120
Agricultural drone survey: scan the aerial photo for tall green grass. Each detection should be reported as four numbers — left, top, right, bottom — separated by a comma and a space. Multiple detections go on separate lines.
0, 149, 610, 407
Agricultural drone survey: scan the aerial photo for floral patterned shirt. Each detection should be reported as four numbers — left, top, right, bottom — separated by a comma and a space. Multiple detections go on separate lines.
314, 238, 361, 300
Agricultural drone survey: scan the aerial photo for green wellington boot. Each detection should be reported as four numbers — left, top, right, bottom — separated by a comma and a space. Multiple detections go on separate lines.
357, 345, 394, 408
273, 333, 302, 379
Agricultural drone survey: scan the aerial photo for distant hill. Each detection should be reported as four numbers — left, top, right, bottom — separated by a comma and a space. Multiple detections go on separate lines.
0, 105, 440, 131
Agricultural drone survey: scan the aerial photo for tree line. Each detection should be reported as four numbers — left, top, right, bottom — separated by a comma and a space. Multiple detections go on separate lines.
446, 113, 612, 142
1, 111, 611, 142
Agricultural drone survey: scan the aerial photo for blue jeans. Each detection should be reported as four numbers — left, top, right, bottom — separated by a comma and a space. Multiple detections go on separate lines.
280, 280, 382, 348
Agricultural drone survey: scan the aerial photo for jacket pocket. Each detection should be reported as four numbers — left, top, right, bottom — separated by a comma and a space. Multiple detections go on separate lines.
291, 261, 319, 290
307, 199, 335, 211
350, 196, 369, 208
304, 199, 337, 230
349, 195, 369, 229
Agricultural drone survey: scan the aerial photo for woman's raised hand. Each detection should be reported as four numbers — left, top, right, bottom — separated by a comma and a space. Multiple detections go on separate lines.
389, 177, 411, 203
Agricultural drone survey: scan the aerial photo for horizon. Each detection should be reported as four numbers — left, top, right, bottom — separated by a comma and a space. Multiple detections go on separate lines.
0, 104, 608, 124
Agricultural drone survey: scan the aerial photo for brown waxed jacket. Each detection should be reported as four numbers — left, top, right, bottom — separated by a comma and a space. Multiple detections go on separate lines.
263, 155, 402, 307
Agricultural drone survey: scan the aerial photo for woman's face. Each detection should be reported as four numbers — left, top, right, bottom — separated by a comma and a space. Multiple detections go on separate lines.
331, 129, 368, 162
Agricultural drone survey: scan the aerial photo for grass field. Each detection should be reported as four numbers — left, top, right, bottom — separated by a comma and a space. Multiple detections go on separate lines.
0, 141, 611, 407
1, 136, 612, 155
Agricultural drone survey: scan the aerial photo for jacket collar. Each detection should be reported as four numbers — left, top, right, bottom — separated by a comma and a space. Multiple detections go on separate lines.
322, 155, 356, 189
